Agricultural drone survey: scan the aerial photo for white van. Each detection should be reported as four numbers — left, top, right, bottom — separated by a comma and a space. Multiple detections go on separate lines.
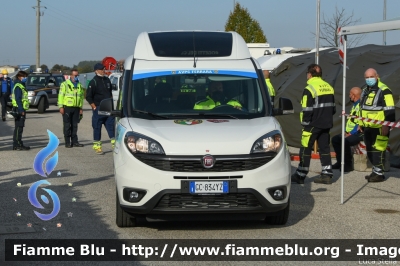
98, 31, 294, 227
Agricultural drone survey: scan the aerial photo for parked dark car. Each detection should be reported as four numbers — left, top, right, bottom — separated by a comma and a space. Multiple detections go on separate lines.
8, 72, 66, 113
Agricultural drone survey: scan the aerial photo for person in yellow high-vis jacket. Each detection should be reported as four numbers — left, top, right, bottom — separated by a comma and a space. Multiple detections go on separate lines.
263, 70, 276, 105
291, 64, 336, 185
11, 71, 30, 150
331, 87, 363, 172
358, 68, 395, 182
193, 81, 242, 110
58, 69, 84, 148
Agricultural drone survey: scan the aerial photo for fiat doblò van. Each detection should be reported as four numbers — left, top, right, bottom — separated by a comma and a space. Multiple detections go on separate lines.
99, 31, 294, 227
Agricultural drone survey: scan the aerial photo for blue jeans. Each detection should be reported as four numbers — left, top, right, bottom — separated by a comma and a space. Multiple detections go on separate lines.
92, 108, 115, 141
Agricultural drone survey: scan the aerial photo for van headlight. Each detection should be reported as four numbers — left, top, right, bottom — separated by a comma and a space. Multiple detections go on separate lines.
251, 131, 283, 153
28, 91, 36, 96
124, 132, 165, 155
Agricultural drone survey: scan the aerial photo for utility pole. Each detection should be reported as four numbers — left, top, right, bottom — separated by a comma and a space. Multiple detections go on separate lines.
233, 0, 236, 10
33, 0, 46, 70
315, 0, 320, 64
383, 0, 387, 45
313, 0, 320, 154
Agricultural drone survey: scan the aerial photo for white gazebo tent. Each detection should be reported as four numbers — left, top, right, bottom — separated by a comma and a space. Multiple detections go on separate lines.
338, 19, 400, 204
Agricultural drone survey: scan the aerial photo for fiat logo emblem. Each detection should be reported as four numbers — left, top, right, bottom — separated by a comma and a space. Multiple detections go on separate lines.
202, 155, 215, 168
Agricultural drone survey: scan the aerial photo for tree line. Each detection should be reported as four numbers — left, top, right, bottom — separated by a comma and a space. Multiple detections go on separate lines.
30, 61, 101, 74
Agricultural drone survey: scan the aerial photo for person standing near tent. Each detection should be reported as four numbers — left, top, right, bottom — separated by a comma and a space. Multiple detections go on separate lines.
263, 70, 276, 104
291, 64, 336, 185
86, 63, 115, 155
358, 68, 395, 182
331, 87, 363, 172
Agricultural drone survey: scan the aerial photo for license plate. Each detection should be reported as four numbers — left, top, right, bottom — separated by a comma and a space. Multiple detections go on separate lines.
189, 181, 229, 194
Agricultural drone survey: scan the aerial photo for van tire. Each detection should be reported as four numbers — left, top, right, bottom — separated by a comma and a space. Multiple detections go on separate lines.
116, 189, 136, 227
264, 198, 290, 225
37, 97, 46, 114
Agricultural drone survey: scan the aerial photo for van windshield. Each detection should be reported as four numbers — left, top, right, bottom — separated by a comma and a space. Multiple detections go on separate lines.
130, 72, 268, 119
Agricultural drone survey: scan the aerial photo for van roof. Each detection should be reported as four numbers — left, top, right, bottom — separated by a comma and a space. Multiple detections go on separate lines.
132, 31, 251, 61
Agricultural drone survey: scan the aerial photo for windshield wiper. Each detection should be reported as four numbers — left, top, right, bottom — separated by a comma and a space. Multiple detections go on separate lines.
132, 109, 170, 119
170, 113, 239, 119
201, 113, 239, 119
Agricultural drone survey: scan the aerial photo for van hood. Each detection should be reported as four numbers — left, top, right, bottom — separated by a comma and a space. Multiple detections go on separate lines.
124, 117, 281, 155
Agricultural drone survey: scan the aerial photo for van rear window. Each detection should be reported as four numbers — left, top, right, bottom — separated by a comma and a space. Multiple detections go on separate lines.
148, 32, 232, 57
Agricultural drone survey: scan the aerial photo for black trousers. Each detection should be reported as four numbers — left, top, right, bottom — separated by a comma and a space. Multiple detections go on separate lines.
0, 93, 10, 118
296, 127, 333, 178
363, 127, 388, 175
13, 113, 26, 147
63, 107, 80, 144
331, 132, 364, 166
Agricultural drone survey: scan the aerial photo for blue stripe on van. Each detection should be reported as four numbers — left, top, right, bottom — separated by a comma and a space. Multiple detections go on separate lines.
132, 70, 257, 80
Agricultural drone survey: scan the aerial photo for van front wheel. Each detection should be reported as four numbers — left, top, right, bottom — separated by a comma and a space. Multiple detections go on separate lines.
116, 189, 137, 227
264, 198, 290, 225
37, 97, 46, 114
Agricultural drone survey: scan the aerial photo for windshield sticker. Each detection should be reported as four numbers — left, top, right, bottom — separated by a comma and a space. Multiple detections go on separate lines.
133, 69, 257, 80
174, 119, 203, 125
206, 119, 229, 123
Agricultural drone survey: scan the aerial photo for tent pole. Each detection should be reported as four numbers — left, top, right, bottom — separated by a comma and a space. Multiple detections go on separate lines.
341, 35, 347, 205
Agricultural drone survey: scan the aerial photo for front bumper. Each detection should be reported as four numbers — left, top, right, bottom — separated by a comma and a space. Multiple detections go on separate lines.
115, 145, 291, 216
120, 188, 288, 215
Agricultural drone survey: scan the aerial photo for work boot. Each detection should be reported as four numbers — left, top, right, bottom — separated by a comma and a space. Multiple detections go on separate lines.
2, 116, 5, 121
72, 142, 84, 147
65, 144, 72, 148
366, 172, 385, 182
314, 174, 332, 184
13, 145, 30, 151
93, 141, 104, 155
291, 173, 304, 184
95, 148, 104, 155
111, 138, 116, 149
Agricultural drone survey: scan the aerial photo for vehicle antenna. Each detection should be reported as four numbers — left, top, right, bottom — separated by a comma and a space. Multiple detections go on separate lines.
193, 32, 196, 68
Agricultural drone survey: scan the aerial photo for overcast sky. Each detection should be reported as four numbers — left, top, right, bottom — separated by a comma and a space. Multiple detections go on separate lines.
1, 0, 399, 68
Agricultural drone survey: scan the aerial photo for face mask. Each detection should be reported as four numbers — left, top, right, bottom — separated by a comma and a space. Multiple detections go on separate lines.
366, 78, 376, 87
21, 77, 27, 83
4, 75, 7, 78
74, 77, 79, 82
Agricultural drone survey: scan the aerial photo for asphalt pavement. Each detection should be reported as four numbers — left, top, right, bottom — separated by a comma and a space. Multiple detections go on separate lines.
1, 102, 399, 266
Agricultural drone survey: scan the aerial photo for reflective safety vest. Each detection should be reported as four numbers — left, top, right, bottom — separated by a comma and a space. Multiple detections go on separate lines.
193, 95, 242, 110
58, 80, 84, 108
265, 78, 275, 97
300, 77, 335, 129
345, 102, 360, 133
359, 81, 395, 128
11, 83, 29, 110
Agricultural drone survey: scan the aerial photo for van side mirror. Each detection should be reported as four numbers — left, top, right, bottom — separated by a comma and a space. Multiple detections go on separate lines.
112, 84, 118, 91
98, 98, 121, 117
273, 97, 294, 116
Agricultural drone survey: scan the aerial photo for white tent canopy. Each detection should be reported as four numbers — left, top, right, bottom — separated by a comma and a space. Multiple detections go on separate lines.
338, 19, 400, 204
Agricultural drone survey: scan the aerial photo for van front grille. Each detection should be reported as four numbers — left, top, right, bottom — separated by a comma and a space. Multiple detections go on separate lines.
134, 154, 275, 172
